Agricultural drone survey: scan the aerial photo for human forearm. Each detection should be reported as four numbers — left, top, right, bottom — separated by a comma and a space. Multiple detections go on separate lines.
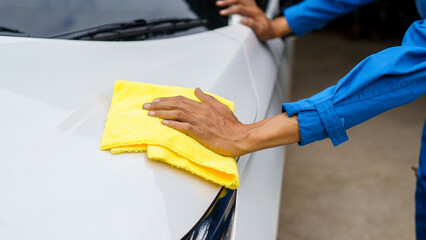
241, 113, 300, 154
143, 89, 301, 158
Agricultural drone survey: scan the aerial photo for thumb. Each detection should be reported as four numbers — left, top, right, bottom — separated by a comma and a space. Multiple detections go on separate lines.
195, 87, 210, 102
195, 88, 221, 105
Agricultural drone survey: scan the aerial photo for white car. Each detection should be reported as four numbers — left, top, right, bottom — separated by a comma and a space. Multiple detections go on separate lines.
0, 0, 292, 239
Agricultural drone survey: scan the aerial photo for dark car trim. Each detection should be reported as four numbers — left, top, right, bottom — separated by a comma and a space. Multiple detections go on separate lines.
181, 186, 237, 240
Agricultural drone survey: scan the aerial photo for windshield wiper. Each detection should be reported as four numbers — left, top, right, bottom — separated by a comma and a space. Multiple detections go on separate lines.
50, 18, 208, 41
0, 25, 28, 36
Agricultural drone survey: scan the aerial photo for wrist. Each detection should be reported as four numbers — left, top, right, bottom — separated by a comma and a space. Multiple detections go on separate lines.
237, 113, 301, 155
243, 121, 271, 153
271, 17, 292, 38
230, 122, 260, 156
240, 122, 262, 154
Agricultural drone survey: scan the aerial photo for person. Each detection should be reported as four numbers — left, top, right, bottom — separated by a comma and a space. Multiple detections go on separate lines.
142, 0, 426, 237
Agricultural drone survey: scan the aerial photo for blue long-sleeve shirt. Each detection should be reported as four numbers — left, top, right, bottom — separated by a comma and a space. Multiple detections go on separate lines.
282, 1, 426, 146
284, 0, 375, 36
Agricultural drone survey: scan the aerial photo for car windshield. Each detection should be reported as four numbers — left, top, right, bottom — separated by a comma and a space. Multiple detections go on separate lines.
0, 0, 227, 39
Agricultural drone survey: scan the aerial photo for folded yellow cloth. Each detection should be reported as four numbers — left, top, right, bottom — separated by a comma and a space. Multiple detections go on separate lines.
101, 80, 239, 189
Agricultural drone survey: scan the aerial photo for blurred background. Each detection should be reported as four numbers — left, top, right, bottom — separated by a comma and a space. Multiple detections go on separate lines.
278, 0, 426, 239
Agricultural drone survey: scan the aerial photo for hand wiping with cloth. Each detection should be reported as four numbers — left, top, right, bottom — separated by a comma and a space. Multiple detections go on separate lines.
143, 86, 250, 158
101, 80, 300, 189
143, 86, 301, 158
101, 80, 243, 189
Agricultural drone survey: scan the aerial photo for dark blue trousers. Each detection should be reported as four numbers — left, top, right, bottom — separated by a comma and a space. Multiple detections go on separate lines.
416, 120, 426, 239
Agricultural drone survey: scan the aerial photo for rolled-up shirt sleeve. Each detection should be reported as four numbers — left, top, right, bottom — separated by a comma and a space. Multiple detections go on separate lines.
282, 20, 426, 146
284, 0, 375, 36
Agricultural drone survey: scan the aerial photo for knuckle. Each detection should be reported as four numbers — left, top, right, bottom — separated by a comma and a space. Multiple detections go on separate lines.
176, 110, 186, 119
169, 101, 181, 110
150, 102, 158, 109
169, 102, 178, 109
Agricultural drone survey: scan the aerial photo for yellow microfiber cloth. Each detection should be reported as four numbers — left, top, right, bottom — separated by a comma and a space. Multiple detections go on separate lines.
100, 80, 239, 189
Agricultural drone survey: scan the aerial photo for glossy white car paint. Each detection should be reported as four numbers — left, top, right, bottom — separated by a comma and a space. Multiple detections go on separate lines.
0, 5, 290, 240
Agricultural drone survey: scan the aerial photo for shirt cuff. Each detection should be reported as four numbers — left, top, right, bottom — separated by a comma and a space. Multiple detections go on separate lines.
283, 3, 325, 36
282, 99, 349, 146
283, 5, 307, 36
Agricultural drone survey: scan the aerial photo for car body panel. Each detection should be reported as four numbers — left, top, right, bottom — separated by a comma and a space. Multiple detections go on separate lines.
0, 27, 262, 239
0, 5, 289, 238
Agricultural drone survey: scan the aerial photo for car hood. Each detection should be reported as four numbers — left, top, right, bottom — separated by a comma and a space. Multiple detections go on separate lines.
0, 26, 258, 239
